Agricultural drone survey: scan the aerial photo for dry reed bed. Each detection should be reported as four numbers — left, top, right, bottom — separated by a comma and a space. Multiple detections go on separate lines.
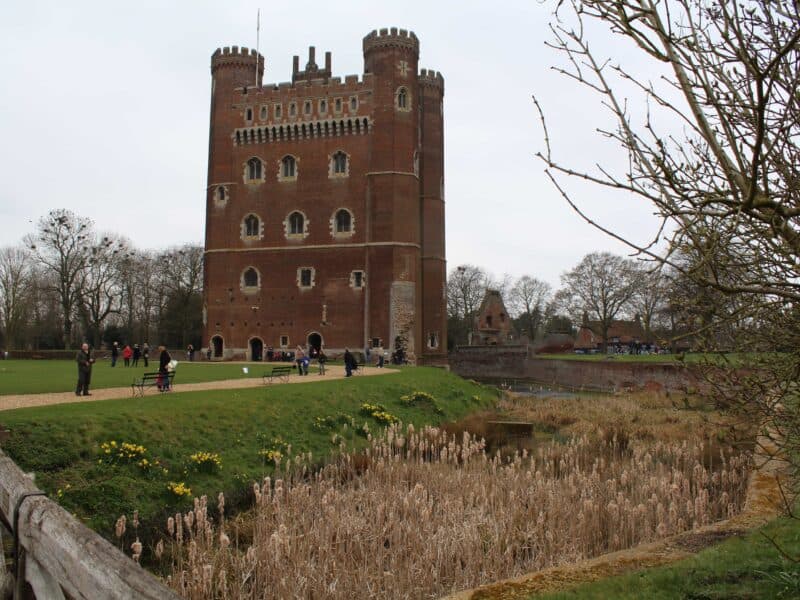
159, 423, 750, 599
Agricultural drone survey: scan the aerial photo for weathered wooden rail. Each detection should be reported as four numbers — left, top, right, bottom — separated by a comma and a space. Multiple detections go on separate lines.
0, 449, 179, 599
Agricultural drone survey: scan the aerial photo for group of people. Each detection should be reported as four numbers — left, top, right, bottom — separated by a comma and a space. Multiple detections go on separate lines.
110, 342, 150, 367
294, 345, 328, 375
76, 343, 173, 396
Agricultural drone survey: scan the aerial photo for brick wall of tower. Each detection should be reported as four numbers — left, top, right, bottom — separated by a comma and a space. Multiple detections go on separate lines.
202, 30, 446, 362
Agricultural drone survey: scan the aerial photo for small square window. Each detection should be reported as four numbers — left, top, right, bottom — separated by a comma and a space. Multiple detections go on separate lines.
298, 267, 315, 289
371, 337, 382, 348
351, 270, 365, 288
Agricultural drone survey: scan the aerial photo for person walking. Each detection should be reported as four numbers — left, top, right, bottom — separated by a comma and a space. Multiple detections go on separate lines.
142, 343, 150, 368
344, 348, 355, 377
132, 344, 141, 367
122, 344, 133, 367
295, 345, 306, 376
75, 343, 95, 396
110, 341, 119, 367
187, 344, 195, 361
158, 345, 172, 392
317, 347, 327, 375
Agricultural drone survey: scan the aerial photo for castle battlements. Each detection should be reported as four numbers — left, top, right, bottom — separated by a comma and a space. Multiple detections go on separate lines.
239, 73, 373, 99
211, 46, 264, 76
418, 69, 444, 92
363, 27, 419, 56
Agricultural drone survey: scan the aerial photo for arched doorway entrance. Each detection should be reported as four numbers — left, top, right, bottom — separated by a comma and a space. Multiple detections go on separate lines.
250, 337, 264, 361
307, 332, 322, 354
211, 336, 223, 358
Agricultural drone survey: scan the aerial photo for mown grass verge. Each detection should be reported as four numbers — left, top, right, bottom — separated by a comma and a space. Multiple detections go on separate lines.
530, 515, 800, 599
0, 367, 497, 539
0, 359, 297, 395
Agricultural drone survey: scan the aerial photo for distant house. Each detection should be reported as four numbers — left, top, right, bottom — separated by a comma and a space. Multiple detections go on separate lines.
471, 290, 518, 345
574, 313, 651, 352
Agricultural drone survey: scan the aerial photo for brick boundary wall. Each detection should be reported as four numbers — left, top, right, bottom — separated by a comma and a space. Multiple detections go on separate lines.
449, 347, 702, 393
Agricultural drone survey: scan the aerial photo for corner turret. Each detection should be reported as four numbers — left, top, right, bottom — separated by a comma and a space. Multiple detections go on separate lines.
211, 46, 265, 89
363, 28, 419, 73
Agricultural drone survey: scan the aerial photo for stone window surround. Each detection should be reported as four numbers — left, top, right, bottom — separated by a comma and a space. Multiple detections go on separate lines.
427, 331, 439, 349
240, 212, 265, 241
213, 184, 229, 206
243, 156, 266, 184
297, 266, 316, 289
289, 101, 297, 117
350, 270, 365, 289
334, 97, 343, 114
349, 95, 358, 111
318, 98, 328, 115
328, 150, 350, 179
274, 103, 282, 119
284, 209, 309, 239
240, 265, 261, 292
278, 155, 299, 182
396, 86, 411, 112
245, 106, 254, 124
280, 335, 289, 348
330, 207, 355, 239
259, 105, 268, 120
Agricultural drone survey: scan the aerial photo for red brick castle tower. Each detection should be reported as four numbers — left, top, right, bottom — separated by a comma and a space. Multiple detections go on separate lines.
203, 28, 446, 363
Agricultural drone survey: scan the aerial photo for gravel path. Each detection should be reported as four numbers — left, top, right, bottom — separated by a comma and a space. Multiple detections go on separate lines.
0, 365, 397, 411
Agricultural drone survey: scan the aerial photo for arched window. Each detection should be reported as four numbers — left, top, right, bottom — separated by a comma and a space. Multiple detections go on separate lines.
245, 107, 253, 121
243, 267, 259, 288
289, 211, 304, 234
281, 155, 297, 178
331, 151, 348, 175
335, 209, 352, 233
244, 214, 259, 237
247, 157, 262, 181
216, 186, 226, 202
396, 87, 409, 110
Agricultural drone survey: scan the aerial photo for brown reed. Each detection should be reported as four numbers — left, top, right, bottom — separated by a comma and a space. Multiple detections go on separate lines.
159, 421, 750, 599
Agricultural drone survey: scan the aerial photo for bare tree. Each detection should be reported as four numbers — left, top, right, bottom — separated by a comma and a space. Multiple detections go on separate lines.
629, 263, 667, 340
77, 234, 127, 347
26, 210, 93, 348
446, 265, 492, 346
158, 245, 204, 348
559, 252, 638, 351
509, 275, 552, 340
538, 0, 800, 515
0, 246, 33, 349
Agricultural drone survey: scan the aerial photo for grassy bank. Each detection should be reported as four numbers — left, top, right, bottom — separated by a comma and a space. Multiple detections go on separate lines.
0, 367, 497, 535
531, 516, 800, 599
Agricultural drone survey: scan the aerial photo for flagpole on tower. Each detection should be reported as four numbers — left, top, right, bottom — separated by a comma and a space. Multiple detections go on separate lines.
255, 8, 261, 88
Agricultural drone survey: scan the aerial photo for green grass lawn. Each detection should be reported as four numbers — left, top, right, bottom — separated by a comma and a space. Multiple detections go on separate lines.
0, 359, 305, 395
531, 515, 800, 599
0, 367, 498, 538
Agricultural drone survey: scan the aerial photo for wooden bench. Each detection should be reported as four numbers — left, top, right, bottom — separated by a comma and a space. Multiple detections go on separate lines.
131, 371, 175, 397
263, 365, 293, 384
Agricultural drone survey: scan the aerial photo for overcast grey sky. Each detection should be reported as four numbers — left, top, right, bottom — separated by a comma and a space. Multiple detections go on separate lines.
0, 0, 662, 289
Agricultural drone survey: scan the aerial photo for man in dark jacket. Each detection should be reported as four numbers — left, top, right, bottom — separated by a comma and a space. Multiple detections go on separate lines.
344, 348, 356, 377
110, 341, 119, 367
75, 343, 94, 396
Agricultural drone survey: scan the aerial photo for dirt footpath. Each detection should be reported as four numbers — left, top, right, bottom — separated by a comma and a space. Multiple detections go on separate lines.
443, 435, 788, 600
0, 365, 397, 412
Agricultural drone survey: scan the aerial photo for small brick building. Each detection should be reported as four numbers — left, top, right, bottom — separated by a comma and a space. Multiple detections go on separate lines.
471, 290, 517, 346
203, 28, 446, 363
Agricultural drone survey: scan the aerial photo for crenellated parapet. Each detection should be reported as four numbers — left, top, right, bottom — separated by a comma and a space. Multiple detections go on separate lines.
363, 27, 419, 57
211, 46, 264, 74
418, 68, 444, 93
